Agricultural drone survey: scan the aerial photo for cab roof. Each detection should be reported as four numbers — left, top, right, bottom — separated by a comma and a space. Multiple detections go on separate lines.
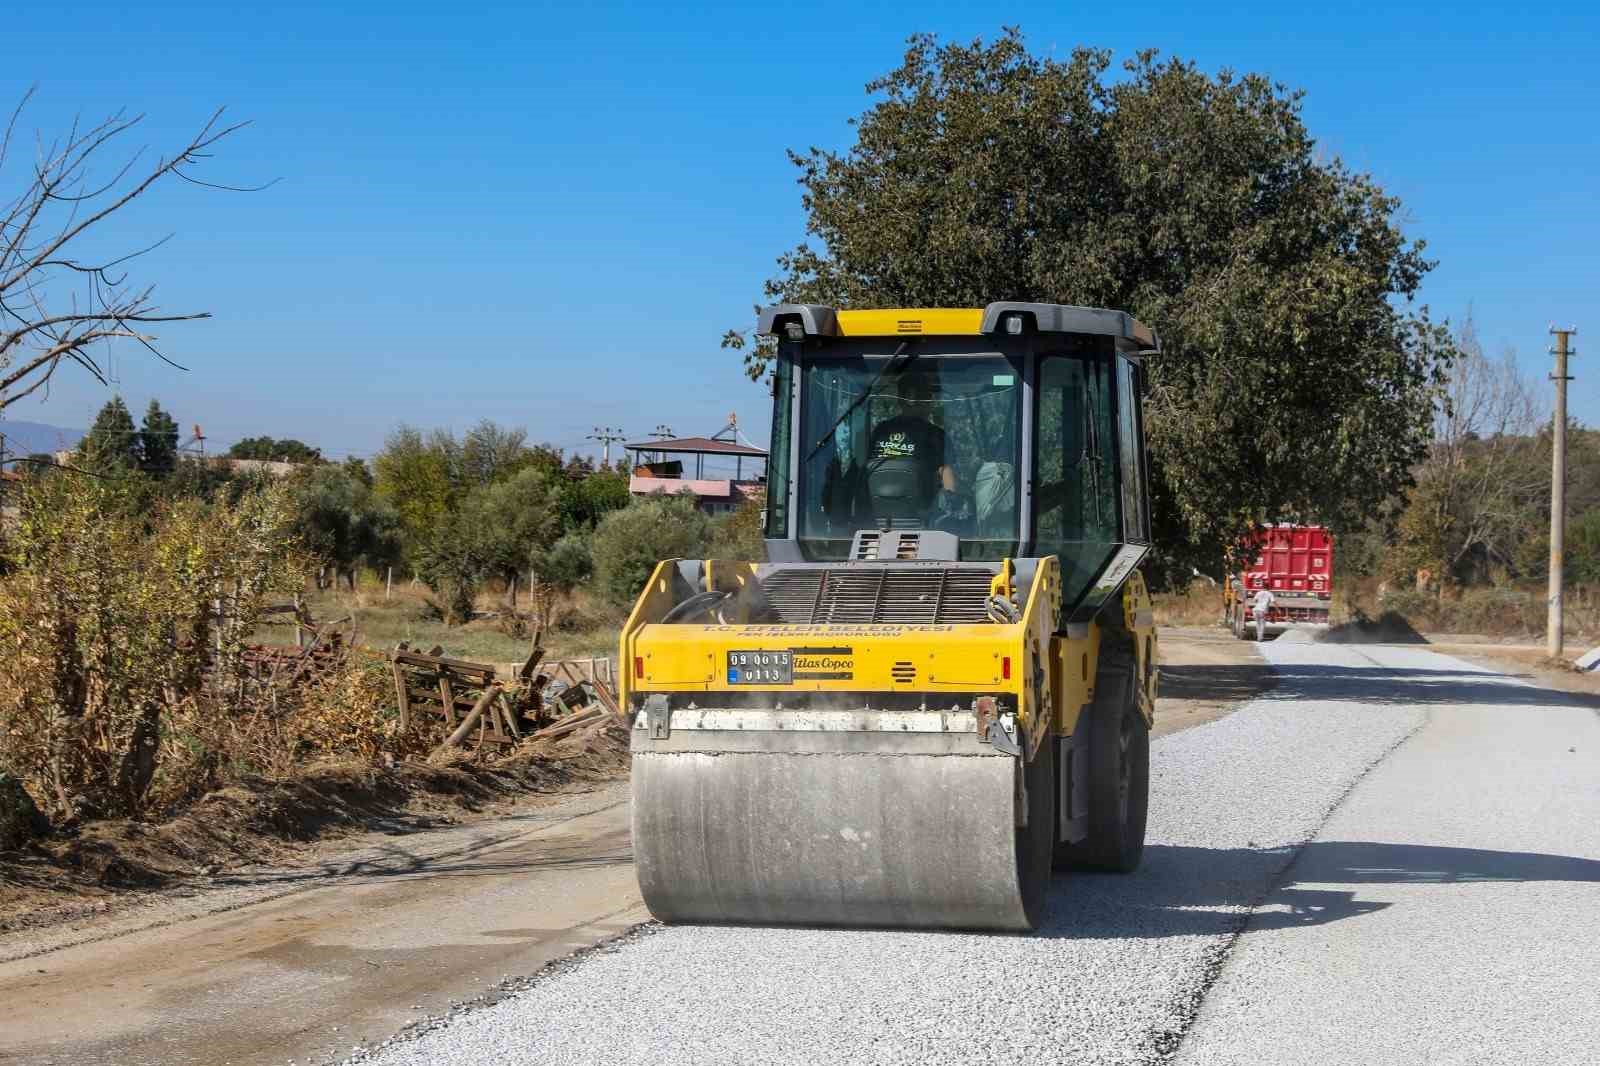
756, 302, 1160, 354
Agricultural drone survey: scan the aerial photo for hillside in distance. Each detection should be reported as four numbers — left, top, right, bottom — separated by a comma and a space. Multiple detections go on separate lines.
0, 420, 85, 456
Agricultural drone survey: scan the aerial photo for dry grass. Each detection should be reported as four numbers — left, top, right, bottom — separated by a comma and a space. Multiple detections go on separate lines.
1156, 572, 1600, 643
1151, 582, 1225, 627
1, 718, 633, 932
1339, 577, 1600, 640
251, 574, 623, 666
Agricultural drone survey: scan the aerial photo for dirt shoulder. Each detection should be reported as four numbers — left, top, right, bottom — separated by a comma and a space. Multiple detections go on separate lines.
1422, 640, 1600, 708
0, 779, 641, 1066
0, 718, 630, 941
1155, 625, 1275, 737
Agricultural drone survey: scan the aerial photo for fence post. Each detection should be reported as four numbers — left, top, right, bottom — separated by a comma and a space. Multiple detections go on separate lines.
386, 566, 393, 601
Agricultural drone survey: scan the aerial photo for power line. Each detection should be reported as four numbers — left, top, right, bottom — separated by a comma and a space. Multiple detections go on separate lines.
587, 425, 627, 466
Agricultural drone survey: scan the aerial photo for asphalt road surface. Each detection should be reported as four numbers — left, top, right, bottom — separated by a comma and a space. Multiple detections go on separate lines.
344, 642, 1600, 1066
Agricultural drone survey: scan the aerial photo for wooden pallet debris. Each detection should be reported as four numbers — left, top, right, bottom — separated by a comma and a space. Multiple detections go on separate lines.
388, 629, 617, 755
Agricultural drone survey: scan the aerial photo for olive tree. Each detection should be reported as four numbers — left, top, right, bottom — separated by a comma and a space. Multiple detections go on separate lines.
591, 497, 711, 607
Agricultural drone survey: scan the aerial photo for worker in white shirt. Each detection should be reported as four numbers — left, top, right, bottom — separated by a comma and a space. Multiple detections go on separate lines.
1250, 586, 1275, 642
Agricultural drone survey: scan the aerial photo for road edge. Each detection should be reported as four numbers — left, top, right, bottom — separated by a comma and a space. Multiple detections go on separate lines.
1148, 703, 1432, 1063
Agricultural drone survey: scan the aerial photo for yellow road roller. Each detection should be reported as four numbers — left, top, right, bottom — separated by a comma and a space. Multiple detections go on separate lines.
620, 302, 1159, 931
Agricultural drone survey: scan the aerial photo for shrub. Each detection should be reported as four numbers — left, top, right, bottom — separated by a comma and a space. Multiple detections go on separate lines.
1567, 509, 1600, 585
0, 475, 308, 820
290, 659, 431, 763
413, 521, 484, 625
591, 496, 711, 607
1376, 584, 1543, 637
707, 497, 766, 561
535, 533, 593, 589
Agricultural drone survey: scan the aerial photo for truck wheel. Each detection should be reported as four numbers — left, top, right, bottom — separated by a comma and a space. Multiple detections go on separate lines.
1055, 668, 1149, 873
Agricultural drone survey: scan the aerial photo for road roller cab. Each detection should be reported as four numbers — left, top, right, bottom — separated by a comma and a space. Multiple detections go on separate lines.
622, 303, 1161, 931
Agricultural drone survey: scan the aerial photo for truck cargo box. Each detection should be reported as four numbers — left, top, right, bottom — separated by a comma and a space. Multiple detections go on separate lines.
1224, 525, 1333, 638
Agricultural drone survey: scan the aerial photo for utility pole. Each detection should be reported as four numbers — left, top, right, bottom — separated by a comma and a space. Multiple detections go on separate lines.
587, 425, 626, 467
650, 425, 673, 465
1548, 325, 1578, 659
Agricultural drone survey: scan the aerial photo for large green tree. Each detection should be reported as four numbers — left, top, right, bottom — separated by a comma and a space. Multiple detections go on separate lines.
558, 468, 631, 531
288, 465, 400, 588
459, 466, 561, 605
80, 396, 140, 470
372, 425, 458, 569
460, 420, 531, 488
138, 399, 181, 477
227, 436, 323, 463
725, 32, 1456, 572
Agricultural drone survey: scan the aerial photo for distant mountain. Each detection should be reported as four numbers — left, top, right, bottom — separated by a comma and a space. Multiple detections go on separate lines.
0, 420, 84, 457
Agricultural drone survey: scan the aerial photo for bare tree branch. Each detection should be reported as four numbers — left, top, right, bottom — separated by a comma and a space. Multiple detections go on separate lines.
0, 93, 261, 413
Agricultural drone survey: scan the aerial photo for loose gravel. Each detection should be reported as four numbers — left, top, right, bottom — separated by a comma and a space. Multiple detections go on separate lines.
345, 646, 1428, 1066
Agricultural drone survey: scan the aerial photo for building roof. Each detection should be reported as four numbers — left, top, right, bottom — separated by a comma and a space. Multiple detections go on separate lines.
625, 436, 766, 458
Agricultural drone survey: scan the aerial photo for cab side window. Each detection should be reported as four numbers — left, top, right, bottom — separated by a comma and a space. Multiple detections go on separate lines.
1114, 356, 1149, 544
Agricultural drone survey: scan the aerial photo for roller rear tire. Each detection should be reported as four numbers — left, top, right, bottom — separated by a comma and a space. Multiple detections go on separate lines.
1056, 667, 1149, 873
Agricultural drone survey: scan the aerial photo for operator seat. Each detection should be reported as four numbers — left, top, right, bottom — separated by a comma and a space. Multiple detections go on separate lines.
865, 453, 931, 522
864, 415, 943, 523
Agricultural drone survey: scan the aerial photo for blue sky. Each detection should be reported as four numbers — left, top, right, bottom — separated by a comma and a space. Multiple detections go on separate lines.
3, 1, 1597, 462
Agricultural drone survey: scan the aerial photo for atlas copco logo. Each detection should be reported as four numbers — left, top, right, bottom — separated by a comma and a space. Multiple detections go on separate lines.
795, 655, 852, 672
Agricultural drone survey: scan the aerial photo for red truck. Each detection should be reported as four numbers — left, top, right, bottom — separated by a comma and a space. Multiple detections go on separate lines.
1222, 525, 1334, 640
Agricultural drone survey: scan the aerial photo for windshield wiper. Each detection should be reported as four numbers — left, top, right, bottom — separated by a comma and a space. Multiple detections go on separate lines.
804, 341, 916, 462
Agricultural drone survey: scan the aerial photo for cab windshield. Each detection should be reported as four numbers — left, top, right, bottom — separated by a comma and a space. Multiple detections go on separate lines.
796, 344, 1023, 560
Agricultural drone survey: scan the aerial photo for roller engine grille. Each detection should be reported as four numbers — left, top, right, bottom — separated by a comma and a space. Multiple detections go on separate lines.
758, 567, 997, 625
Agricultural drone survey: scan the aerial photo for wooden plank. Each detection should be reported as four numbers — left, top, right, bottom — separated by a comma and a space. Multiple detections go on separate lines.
441, 684, 502, 749
392, 662, 411, 731
591, 677, 623, 719
438, 675, 457, 726
528, 706, 605, 740
497, 692, 522, 739
392, 649, 497, 678
518, 640, 546, 682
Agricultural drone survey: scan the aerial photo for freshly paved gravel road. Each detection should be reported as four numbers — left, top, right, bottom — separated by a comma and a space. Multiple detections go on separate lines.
1176, 640, 1600, 1065
345, 639, 1600, 1066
